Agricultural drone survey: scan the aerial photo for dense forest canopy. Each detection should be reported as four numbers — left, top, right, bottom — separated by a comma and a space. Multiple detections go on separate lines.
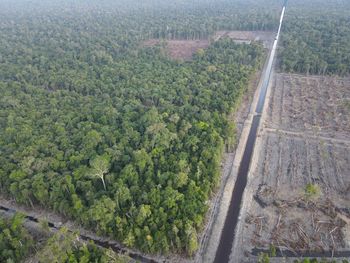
0, 40, 264, 255
0, 0, 281, 42
280, 0, 350, 75
0, 0, 276, 256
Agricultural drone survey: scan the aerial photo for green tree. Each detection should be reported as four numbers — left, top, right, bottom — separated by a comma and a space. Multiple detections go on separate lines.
0, 214, 34, 262
88, 155, 110, 190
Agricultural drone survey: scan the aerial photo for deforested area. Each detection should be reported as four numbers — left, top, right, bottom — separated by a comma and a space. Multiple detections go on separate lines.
231, 0, 350, 260
267, 74, 350, 140
143, 31, 275, 61
214, 31, 275, 48
143, 39, 211, 61
236, 73, 350, 261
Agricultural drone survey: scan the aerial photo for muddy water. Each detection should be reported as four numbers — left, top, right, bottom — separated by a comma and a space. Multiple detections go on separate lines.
213, 2, 287, 263
213, 116, 261, 263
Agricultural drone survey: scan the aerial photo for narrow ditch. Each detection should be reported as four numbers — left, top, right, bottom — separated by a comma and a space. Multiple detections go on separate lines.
213, 1, 287, 262
213, 115, 261, 263
0, 205, 159, 263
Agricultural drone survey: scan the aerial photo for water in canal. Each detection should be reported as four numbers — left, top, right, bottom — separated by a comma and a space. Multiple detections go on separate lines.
213, 2, 287, 262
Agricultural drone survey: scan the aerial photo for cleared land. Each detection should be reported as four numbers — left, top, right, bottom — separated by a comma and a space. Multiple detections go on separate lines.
267, 74, 350, 140
143, 31, 273, 60
143, 39, 210, 60
235, 73, 350, 261
214, 31, 274, 48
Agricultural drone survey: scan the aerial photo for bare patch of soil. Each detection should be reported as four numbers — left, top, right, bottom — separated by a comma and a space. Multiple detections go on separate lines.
249, 133, 350, 249
214, 31, 274, 48
143, 31, 274, 60
143, 39, 209, 60
267, 73, 350, 140
236, 73, 350, 261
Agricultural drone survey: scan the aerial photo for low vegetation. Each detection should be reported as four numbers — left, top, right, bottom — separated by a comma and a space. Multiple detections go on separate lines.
304, 183, 321, 200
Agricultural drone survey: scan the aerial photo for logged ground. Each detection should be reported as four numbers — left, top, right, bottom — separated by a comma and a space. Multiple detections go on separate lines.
235, 73, 350, 261
214, 31, 274, 48
267, 74, 350, 140
143, 31, 273, 60
143, 39, 210, 60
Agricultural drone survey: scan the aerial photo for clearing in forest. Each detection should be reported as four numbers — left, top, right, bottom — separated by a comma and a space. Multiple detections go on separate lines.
143, 30, 274, 60
235, 73, 350, 260
143, 39, 210, 60
214, 30, 274, 48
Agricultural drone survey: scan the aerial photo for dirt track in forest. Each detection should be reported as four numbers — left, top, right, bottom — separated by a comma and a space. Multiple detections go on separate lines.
232, 73, 350, 262
0, 198, 158, 263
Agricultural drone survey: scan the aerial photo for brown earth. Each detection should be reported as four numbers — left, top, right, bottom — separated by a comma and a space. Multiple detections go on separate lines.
143, 30, 274, 60
143, 39, 210, 60
234, 73, 350, 261
267, 74, 350, 140
214, 31, 274, 48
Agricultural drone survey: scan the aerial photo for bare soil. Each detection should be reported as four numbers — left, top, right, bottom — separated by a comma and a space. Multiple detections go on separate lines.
267, 74, 350, 140
214, 31, 274, 48
143, 30, 274, 60
235, 73, 350, 261
143, 39, 210, 60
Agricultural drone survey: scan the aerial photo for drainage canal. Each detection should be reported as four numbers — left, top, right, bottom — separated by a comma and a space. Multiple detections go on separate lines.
213, 1, 287, 262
